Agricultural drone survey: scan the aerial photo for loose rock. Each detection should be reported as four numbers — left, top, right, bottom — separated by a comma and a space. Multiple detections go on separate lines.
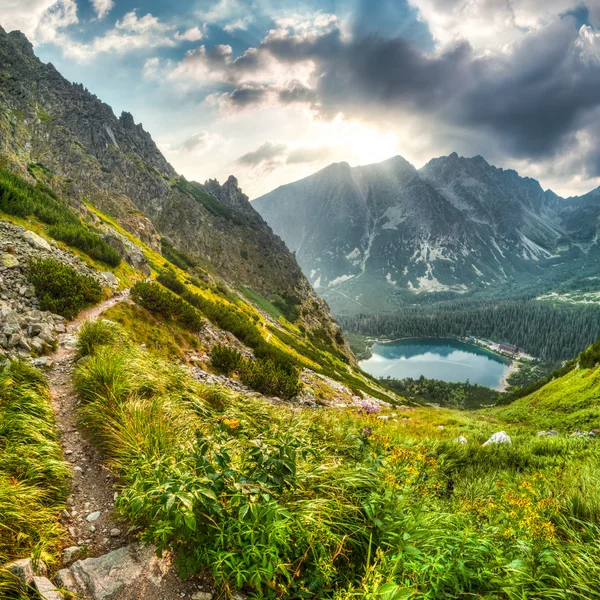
483, 431, 512, 446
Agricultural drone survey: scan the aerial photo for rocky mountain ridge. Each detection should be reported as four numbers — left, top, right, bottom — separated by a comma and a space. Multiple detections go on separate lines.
0, 24, 341, 344
253, 152, 600, 312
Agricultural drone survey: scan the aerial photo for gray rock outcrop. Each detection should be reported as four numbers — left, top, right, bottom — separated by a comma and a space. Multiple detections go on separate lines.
0, 221, 102, 362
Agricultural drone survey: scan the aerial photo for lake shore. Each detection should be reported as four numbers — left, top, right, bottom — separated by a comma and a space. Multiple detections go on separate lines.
495, 360, 519, 392
360, 336, 520, 391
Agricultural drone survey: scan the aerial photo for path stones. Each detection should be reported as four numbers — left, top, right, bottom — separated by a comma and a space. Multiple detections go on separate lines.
1, 252, 19, 267
63, 546, 83, 562
86, 511, 101, 522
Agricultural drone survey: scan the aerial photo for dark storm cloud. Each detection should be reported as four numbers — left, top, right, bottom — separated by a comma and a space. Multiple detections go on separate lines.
219, 83, 269, 107
454, 18, 600, 157
212, 11, 600, 162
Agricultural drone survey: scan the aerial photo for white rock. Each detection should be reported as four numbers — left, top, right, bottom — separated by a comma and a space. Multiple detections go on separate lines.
22, 230, 52, 251
483, 431, 511, 446
32, 576, 64, 600
455, 436, 467, 444
86, 511, 101, 522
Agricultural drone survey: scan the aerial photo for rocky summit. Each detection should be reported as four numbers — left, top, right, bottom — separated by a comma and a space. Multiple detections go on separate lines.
253, 153, 600, 312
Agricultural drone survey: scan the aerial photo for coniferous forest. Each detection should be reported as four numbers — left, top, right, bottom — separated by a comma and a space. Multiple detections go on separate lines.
339, 300, 600, 361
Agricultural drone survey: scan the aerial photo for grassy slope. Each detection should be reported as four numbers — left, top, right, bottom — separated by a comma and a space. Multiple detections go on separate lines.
490, 365, 600, 430
0, 362, 70, 596
71, 320, 600, 599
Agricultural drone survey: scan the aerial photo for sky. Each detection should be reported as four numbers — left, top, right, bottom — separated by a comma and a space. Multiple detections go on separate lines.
3, 1, 600, 198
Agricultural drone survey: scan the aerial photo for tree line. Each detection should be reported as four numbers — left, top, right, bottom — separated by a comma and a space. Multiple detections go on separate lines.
339, 300, 600, 361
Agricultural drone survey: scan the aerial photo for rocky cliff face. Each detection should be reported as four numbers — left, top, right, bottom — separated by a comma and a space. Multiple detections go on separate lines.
254, 153, 600, 312
0, 25, 341, 341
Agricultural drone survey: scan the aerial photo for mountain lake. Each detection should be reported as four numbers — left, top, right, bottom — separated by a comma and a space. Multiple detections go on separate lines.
359, 338, 512, 389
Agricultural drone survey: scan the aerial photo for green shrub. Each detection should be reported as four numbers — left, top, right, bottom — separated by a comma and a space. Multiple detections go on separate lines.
157, 268, 186, 295
211, 345, 242, 374
27, 259, 103, 319
0, 166, 75, 225
48, 223, 121, 267
131, 281, 204, 333
272, 294, 301, 323
211, 344, 301, 399
0, 166, 121, 266
160, 239, 197, 271
239, 357, 302, 400
579, 338, 600, 369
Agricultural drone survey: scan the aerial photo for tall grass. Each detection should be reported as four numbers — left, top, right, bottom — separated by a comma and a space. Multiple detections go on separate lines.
0, 361, 69, 590
72, 322, 600, 599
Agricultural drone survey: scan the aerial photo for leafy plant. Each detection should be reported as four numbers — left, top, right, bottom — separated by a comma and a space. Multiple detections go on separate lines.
72, 325, 600, 599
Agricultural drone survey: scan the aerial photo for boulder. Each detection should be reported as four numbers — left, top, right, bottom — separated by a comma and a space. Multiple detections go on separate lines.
1, 252, 19, 268
483, 431, 511, 446
22, 230, 52, 251
33, 576, 65, 600
55, 544, 171, 600
128, 250, 150, 276
4, 557, 47, 586
101, 272, 119, 288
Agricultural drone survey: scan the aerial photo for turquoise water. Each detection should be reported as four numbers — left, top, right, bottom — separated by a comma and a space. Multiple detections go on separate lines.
359, 338, 511, 389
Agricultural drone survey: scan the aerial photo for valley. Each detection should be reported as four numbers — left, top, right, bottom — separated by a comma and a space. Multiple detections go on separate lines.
1, 13, 600, 600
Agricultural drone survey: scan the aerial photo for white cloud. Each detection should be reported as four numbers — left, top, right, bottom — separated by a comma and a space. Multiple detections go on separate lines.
34, 0, 78, 45
174, 26, 203, 42
224, 16, 253, 33
0, 0, 58, 39
91, 0, 113, 20
197, 0, 250, 24
408, 0, 598, 53
39, 9, 205, 61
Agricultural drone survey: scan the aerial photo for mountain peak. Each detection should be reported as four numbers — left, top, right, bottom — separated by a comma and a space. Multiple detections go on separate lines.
7, 30, 34, 56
